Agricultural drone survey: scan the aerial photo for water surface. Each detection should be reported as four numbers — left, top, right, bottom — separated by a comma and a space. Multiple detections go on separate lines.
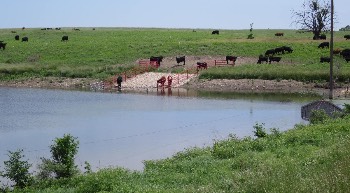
0, 87, 324, 171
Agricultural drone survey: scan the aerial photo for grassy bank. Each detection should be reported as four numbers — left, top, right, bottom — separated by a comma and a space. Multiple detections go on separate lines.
8, 116, 349, 193
1, 28, 350, 82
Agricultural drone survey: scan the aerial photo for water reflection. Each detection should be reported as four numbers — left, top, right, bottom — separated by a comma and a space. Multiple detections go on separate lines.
0, 87, 324, 172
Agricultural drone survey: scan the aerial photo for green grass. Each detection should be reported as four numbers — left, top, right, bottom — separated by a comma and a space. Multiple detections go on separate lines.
10, 116, 350, 193
1, 28, 350, 81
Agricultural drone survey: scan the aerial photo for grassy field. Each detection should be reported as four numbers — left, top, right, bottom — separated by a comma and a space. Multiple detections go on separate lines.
7, 115, 350, 193
1, 28, 350, 82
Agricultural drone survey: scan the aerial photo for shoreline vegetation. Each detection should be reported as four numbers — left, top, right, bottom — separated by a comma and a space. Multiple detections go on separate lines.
1, 28, 350, 192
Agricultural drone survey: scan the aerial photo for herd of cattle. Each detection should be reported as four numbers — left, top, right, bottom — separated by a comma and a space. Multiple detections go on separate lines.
0, 34, 70, 50
1, 30, 350, 68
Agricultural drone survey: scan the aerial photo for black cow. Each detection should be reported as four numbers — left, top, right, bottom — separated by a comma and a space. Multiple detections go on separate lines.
176, 56, 185, 65
15, 35, 19, 40
320, 57, 330, 63
257, 55, 268, 64
150, 56, 163, 65
21, 37, 28, 42
340, 49, 350, 58
344, 35, 350, 40
275, 32, 284, 36
116, 76, 123, 89
212, 30, 219, 35
313, 34, 327, 40
269, 57, 282, 63
265, 49, 275, 56
318, 42, 329, 49
320, 34, 326, 40
0, 42, 6, 50
225, 56, 237, 64
344, 57, 350, 63
274, 47, 285, 54
196, 62, 207, 70
61, 35, 69, 41
282, 46, 293, 53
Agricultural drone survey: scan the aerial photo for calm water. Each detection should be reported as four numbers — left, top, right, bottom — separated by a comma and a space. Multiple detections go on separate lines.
0, 87, 327, 171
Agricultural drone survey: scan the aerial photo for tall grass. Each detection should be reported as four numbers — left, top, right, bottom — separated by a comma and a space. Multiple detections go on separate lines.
1, 28, 349, 81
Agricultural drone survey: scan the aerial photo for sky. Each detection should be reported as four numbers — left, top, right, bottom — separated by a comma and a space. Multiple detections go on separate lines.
2, 0, 349, 30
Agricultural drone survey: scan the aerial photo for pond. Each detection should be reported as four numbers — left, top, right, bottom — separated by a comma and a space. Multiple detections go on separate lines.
0, 87, 341, 172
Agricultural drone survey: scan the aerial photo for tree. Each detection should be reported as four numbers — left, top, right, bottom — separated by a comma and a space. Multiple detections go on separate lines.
292, 0, 332, 39
38, 134, 79, 179
1, 149, 32, 189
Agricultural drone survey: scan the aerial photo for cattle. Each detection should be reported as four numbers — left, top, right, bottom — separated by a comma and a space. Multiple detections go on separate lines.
116, 76, 123, 89
150, 56, 163, 65
15, 35, 19, 41
0, 42, 6, 50
257, 55, 268, 64
344, 35, 350, 40
176, 56, 185, 65
340, 49, 350, 58
265, 49, 275, 56
269, 57, 281, 63
41, 28, 46, 30
212, 30, 219, 35
73, 28, 80, 31
333, 48, 342, 55
275, 32, 284, 36
196, 62, 207, 70
318, 42, 329, 49
274, 47, 285, 54
313, 34, 327, 40
55, 28, 61, 30
225, 56, 237, 64
344, 57, 350, 63
21, 37, 28, 42
61, 35, 69, 41
283, 46, 293, 53
320, 57, 330, 63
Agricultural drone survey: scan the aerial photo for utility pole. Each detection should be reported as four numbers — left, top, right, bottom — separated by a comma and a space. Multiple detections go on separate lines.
329, 0, 334, 99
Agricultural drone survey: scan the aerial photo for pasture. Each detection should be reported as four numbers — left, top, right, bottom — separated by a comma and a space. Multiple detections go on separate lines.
0, 28, 350, 82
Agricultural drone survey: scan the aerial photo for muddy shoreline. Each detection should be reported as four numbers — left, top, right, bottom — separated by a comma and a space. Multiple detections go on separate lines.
1, 76, 349, 99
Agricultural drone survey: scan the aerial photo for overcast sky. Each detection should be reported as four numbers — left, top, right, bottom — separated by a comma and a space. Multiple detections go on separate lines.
2, 0, 349, 30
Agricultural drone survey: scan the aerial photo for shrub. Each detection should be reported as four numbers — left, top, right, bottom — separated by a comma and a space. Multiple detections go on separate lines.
38, 134, 79, 179
1, 149, 33, 189
309, 109, 329, 124
253, 123, 267, 138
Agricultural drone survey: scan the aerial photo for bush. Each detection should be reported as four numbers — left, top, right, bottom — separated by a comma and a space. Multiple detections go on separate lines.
1, 149, 33, 189
253, 123, 267, 138
38, 134, 79, 179
309, 109, 329, 124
